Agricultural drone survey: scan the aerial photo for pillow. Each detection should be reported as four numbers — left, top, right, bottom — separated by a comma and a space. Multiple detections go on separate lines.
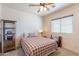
27, 32, 39, 37
34, 32, 40, 37
21, 33, 29, 39
28, 33, 34, 37
51, 35, 59, 41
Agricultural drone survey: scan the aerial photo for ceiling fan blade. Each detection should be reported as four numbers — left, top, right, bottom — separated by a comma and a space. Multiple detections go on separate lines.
37, 9, 40, 13
44, 3, 54, 5
29, 5, 41, 6
52, 5, 56, 8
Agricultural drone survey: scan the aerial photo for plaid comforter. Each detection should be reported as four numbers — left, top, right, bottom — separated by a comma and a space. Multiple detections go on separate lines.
21, 37, 58, 56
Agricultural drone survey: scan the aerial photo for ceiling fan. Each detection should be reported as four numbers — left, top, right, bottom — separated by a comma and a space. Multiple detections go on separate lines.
29, 3, 55, 13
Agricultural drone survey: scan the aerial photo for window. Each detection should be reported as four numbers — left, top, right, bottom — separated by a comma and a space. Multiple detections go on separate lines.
61, 17, 72, 33
51, 20, 60, 33
51, 16, 73, 33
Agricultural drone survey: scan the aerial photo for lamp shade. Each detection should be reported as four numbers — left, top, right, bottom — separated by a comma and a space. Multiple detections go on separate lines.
39, 29, 43, 33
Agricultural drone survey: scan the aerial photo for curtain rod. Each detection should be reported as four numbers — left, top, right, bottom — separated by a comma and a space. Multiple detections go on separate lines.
51, 14, 73, 21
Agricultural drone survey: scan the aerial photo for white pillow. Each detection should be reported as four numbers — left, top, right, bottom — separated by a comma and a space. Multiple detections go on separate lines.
27, 32, 39, 37
51, 35, 59, 41
22, 33, 29, 39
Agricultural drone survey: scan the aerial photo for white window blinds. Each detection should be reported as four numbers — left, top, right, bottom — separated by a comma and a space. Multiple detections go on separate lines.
61, 16, 72, 33
51, 16, 73, 33
51, 19, 60, 33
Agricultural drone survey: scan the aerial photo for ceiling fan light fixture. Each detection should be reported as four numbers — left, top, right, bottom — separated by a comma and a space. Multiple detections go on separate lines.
40, 6, 44, 12
39, 6, 47, 12
44, 7, 47, 11
29, 3, 55, 13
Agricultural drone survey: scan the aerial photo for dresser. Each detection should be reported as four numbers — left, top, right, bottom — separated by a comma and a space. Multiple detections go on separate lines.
0, 19, 16, 53
0, 42, 2, 53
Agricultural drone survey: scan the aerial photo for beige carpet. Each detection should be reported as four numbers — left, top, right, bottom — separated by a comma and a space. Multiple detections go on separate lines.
0, 48, 79, 56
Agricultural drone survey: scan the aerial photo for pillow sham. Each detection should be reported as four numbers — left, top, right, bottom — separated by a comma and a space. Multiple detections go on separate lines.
21, 33, 29, 39
51, 35, 59, 41
27, 32, 40, 37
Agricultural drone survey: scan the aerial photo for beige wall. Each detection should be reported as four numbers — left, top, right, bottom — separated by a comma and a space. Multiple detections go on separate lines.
43, 4, 79, 53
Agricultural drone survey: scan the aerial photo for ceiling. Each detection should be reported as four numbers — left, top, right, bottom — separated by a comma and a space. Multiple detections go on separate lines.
1, 3, 74, 16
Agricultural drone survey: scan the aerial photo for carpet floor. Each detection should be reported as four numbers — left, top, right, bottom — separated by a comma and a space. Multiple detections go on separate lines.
0, 48, 79, 56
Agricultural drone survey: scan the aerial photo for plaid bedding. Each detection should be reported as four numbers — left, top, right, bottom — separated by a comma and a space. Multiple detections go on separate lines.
21, 37, 58, 56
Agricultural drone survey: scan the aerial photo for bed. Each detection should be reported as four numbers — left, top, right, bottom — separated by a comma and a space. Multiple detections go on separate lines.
21, 37, 58, 56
